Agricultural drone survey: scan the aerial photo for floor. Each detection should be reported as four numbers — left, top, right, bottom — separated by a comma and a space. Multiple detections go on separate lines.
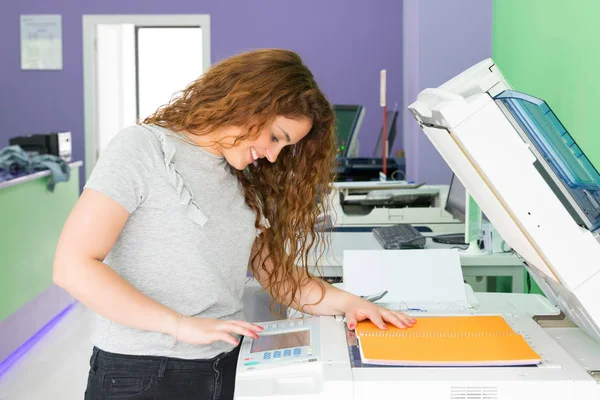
0, 303, 93, 400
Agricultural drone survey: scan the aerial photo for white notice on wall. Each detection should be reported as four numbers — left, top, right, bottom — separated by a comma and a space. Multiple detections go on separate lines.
20, 15, 63, 70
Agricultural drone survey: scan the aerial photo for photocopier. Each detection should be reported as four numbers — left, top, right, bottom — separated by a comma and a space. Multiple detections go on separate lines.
324, 181, 463, 234
234, 59, 600, 400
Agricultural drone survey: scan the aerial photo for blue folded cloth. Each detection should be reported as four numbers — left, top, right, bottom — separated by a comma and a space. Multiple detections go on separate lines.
0, 145, 70, 191
0, 145, 30, 171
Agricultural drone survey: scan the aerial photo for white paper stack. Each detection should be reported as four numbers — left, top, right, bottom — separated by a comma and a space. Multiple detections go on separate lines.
342, 249, 478, 312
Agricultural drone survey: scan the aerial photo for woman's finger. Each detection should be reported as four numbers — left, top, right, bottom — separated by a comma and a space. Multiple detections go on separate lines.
367, 310, 387, 330
345, 311, 358, 330
381, 310, 408, 329
388, 310, 416, 326
396, 311, 416, 325
217, 322, 259, 339
229, 320, 264, 332
210, 332, 239, 346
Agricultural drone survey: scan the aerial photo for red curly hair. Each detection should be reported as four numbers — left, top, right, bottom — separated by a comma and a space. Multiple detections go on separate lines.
144, 49, 335, 311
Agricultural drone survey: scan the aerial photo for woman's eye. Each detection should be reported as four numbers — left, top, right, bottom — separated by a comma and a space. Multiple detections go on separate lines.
271, 134, 279, 143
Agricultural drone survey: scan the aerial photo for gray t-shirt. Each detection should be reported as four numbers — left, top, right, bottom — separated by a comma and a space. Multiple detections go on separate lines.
84, 124, 257, 359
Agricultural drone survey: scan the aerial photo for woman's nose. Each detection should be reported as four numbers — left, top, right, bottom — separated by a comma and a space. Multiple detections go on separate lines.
266, 147, 281, 163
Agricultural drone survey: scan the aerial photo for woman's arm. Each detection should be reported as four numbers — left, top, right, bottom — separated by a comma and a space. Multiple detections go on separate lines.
250, 238, 415, 330
54, 189, 261, 345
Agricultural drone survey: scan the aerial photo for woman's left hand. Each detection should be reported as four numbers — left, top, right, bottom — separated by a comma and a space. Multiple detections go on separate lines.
342, 295, 416, 331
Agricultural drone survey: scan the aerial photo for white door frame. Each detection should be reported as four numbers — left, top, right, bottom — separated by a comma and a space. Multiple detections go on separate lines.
82, 14, 211, 180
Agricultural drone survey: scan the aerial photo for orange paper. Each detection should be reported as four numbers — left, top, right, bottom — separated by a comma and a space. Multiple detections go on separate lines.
356, 315, 541, 366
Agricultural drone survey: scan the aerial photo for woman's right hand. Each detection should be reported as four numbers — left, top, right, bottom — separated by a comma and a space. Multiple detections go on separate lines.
176, 316, 264, 346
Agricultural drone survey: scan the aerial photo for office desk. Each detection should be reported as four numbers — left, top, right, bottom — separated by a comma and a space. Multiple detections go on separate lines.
307, 232, 525, 293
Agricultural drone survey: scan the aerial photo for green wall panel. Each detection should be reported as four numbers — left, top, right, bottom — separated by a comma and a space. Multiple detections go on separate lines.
0, 170, 79, 322
493, 0, 600, 171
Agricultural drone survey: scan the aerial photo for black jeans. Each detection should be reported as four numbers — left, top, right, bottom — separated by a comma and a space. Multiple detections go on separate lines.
84, 346, 240, 399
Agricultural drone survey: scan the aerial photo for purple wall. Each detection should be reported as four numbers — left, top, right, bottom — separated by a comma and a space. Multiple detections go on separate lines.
402, 0, 492, 184
0, 1, 403, 169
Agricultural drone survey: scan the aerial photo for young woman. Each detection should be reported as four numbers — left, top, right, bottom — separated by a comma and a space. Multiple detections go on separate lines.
54, 49, 414, 399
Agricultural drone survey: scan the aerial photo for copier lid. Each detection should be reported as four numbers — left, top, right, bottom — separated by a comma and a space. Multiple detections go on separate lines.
408, 59, 600, 344
495, 90, 600, 233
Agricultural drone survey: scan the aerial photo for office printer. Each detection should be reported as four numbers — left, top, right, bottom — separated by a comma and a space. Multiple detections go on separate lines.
335, 157, 402, 181
325, 180, 463, 233
9, 131, 72, 162
234, 59, 600, 399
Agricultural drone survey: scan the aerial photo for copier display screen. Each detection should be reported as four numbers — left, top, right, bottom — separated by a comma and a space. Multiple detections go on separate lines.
250, 330, 310, 353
